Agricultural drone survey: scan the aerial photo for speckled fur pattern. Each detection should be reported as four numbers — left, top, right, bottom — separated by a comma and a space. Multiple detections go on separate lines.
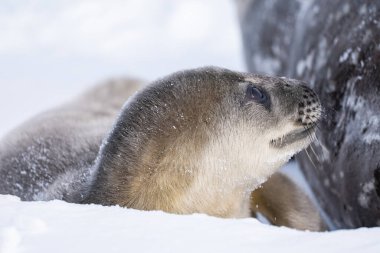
238, 0, 380, 228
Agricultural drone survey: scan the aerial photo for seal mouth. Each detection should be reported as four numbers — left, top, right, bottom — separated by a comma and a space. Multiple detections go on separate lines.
270, 125, 315, 149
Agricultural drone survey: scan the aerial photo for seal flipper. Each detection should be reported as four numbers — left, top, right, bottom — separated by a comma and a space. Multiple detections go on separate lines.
251, 172, 327, 231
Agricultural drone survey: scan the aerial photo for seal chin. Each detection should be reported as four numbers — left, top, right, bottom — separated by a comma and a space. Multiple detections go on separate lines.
270, 125, 316, 149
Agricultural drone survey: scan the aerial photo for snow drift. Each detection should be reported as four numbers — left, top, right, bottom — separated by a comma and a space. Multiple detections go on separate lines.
1, 195, 379, 253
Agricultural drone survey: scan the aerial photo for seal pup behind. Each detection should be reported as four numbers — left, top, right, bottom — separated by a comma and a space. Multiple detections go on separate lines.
85, 67, 322, 219
0, 79, 144, 201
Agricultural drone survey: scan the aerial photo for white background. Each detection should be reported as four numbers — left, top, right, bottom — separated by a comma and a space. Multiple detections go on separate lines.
0, 0, 244, 136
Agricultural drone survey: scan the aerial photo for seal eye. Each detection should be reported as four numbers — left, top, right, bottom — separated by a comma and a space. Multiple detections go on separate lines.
247, 85, 267, 103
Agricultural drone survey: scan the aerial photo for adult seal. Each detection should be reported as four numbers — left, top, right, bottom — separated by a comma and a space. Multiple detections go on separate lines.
237, 0, 380, 228
0, 67, 323, 229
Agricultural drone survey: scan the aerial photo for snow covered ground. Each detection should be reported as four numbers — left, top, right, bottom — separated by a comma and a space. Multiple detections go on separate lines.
1, 195, 380, 253
1, 1, 380, 252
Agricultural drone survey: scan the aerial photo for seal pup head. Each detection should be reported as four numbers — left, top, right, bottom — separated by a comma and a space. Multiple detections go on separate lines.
86, 66, 321, 217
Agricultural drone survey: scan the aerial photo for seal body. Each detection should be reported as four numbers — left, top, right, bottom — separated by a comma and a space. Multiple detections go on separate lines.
0, 79, 143, 202
238, 0, 380, 228
0, 67, 322, 223
84, 67, 321, 218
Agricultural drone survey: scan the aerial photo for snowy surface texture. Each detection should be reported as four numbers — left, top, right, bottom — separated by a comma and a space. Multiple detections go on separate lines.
1, 195, 380, 253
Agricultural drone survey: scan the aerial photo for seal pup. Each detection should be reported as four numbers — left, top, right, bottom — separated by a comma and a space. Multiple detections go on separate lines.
0, 67, 323, 228
84, 67, 322, 219
0, 78, 144, 201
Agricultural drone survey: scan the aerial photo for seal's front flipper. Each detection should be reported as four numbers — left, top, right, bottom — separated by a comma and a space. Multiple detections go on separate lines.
251, 172, 327, 231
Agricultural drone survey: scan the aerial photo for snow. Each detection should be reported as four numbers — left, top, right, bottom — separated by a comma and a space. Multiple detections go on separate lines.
339, 47, 360, 65
339, 48, 352, 63
1, 195, 380, 253
1, 1, 380, 252
358, 180, 376, 209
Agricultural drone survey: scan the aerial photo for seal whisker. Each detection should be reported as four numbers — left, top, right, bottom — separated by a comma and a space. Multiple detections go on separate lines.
303, 126, 322, 165
308, 141, 321, 163
304, 146, 318, 170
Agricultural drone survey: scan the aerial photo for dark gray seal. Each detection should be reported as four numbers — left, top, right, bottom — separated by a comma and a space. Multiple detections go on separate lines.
237, 0, 380, 228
